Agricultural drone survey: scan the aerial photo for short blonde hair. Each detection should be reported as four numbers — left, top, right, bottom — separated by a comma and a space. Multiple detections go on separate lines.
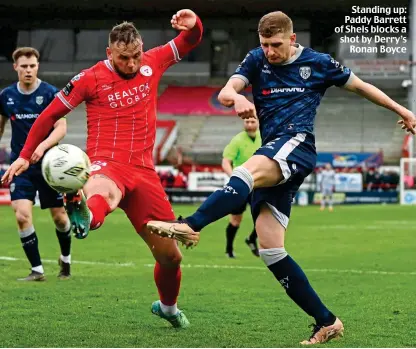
12, 47, 40, 63
258, 11, 293, 37
109, 21, 142, 47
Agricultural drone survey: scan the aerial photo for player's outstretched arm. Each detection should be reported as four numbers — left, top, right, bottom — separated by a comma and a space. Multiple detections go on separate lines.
218, 78, 257, 119
19, 97, 70, 161
30, 117, 67, 164
222, 158, 234, 176
170, 9, 203, 57
343, 74, 416, 134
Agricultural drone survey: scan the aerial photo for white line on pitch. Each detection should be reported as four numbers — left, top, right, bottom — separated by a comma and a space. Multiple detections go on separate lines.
1, 256, 415, 276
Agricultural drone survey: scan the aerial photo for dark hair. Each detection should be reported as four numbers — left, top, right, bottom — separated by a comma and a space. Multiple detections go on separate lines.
109, 21, 142, 47
258, 11, 293, 38
12, 47, 40, 63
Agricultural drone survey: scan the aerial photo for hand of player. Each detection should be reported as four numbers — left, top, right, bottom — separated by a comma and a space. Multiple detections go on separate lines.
30, 143, 47, 164
171, 9, 197, 31
398, 111, 416, 135
234, 94, 257, 119
1, 157, 29, 184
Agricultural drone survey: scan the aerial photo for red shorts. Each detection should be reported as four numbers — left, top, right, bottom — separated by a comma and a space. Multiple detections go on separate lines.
89, 158, 175, 233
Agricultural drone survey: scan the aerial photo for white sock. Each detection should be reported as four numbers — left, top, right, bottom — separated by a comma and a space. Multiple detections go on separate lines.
32, 265, 44, 274
160, 301, 178, 316
60, 254, 71, 264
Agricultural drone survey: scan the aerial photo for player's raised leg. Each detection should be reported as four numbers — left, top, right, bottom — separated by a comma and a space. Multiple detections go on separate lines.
11, 199, 45, 281
65, 169, 123, 239
255, 203, 343, 344
147, 154, 281, 246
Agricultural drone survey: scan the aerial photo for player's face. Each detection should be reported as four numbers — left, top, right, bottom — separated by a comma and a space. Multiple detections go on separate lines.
13, 56, 39, 86
244, 118, 259, 137
107, 40, 143, 80
259, 32, 296, 64
325, 163, 332, 170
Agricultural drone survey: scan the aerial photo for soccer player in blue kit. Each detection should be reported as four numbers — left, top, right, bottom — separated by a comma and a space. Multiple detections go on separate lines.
147, 11, 416, 344
0, 47, 71, 281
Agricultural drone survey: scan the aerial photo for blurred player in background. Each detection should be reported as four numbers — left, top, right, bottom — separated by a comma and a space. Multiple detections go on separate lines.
146, 11, 416, 344
319, 163, 335, 211
0, 47, 71, 281
222, 118, 261, 258
3, 10, 203, 328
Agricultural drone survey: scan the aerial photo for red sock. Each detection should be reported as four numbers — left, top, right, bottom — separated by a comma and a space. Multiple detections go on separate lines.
87, 194, 111, 230
154, 262, 181, 306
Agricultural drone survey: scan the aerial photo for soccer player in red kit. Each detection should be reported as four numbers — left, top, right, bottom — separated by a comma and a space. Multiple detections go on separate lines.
2, 9, 203, 328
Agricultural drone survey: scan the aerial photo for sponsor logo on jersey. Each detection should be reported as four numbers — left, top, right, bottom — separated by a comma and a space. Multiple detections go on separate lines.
15, 113, 39, 119
7, 98, 14, 105
62, 82, 74, 96
262, 87, 305, 95
299, 66, 311, 79
107, 83, 150, 108
36, 96, 44, 105
101, 84, 112, 91
140, 65, 152, 76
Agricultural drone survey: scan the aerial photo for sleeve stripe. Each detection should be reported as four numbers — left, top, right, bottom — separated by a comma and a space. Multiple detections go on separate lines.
230, 74, 250, 87
169, 40, 181, 62
342, 71, 355, 87
57, 92, 75, 110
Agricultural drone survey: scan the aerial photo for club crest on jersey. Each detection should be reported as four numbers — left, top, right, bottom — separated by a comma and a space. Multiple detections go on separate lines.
36, 96, 43, 105
140, 65, 152, 76
299, 66, 311, 80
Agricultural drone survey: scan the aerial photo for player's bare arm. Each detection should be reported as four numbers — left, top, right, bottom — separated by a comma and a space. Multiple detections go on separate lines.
30, 117, 67, 164
221, 158, 234, 176
218, 78, 257, 119
343, 74, 416, 134
0, 114, 8, 141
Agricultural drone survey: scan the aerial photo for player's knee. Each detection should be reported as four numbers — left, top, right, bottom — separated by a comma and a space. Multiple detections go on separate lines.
52, 210, 70, 231
15, 209, 31, 227
230, 215, 242, 226
259, 247, 288, 266
157, 250, 182, 267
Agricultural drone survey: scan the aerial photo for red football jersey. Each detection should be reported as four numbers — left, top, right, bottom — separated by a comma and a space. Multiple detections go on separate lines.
18, 18, 202, 164
57, 42, 183, 169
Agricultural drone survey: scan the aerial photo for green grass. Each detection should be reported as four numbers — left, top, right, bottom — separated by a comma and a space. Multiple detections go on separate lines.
1, 204, 416, 347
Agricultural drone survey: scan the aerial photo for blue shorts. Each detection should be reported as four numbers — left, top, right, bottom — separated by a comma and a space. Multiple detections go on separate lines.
10, 165, 64, 209
251, 133, 316, 228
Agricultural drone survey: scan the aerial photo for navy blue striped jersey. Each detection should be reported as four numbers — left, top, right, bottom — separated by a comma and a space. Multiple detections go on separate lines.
0, 80, 59, 163
232, 44, 353, 144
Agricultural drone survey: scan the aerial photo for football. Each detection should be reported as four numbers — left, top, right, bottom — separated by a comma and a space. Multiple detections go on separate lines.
41, 144, 91, 193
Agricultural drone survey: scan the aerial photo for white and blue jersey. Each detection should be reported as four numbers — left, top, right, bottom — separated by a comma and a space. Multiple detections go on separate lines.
0, 80, 63, 208
231, 44, 352, 227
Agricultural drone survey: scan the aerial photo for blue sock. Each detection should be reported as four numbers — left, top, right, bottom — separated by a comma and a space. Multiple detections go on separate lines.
267, 254, 336, 326
186, 167, 253, 232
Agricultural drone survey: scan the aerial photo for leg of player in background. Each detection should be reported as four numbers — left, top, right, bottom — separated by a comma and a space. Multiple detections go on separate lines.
320, 194, 326, 211
49, 207, 72, 278
225, 214, 242, 258
256, 204, 343, 344
245, 227, 259, 257
328, 193, 334, 212
11, 199, 45, 281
